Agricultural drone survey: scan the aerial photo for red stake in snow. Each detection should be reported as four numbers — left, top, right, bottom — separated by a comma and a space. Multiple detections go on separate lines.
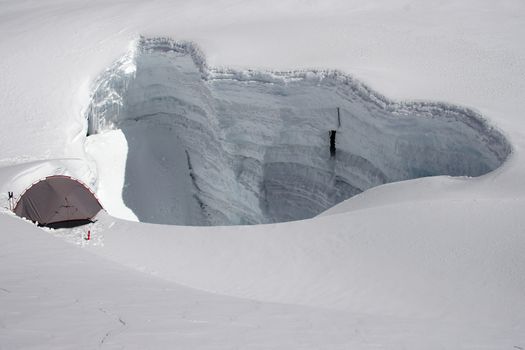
85, 230, 91, 241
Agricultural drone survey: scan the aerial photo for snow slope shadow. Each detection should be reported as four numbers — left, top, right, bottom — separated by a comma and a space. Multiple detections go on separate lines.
86, 37, 510, 226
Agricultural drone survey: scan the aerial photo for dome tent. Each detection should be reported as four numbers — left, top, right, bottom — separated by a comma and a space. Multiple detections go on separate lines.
13, 175, 103, 229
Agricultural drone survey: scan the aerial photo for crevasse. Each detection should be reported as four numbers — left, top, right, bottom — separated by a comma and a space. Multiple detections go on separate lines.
86, 37, 510, 226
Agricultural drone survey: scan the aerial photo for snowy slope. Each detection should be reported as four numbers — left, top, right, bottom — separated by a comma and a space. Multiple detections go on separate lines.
1, 0, 525, 349
0, 214, 372, 349
1, 212, 523, 349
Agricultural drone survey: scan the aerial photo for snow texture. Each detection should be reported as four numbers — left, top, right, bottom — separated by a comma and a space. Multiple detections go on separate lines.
1, 1, 525, 349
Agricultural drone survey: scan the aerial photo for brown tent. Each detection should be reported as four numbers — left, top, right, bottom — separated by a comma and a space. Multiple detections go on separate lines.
13, 175, 103, 229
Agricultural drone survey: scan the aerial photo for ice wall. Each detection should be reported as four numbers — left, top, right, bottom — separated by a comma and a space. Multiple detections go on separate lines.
86, 37, 510, 226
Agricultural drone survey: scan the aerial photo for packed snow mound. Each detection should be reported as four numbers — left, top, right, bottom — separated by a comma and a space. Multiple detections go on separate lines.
86, 37, 510, 226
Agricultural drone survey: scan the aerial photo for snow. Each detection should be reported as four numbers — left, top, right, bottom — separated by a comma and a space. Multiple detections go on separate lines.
1, 0, 525, 349
84, 130, 138, 221
2, 212, 524, 349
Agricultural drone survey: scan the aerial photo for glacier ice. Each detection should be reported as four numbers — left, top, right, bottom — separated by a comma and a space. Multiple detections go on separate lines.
86, 37, 510, 226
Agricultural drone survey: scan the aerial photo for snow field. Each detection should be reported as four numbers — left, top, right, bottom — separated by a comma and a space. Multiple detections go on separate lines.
1, 0, 525, 348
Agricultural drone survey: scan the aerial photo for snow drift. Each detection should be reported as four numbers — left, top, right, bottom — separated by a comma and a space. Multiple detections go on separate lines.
87, 37, 510, 226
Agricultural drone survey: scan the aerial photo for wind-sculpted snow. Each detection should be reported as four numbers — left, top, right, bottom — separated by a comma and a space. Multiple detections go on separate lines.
86, 37, 510, 226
